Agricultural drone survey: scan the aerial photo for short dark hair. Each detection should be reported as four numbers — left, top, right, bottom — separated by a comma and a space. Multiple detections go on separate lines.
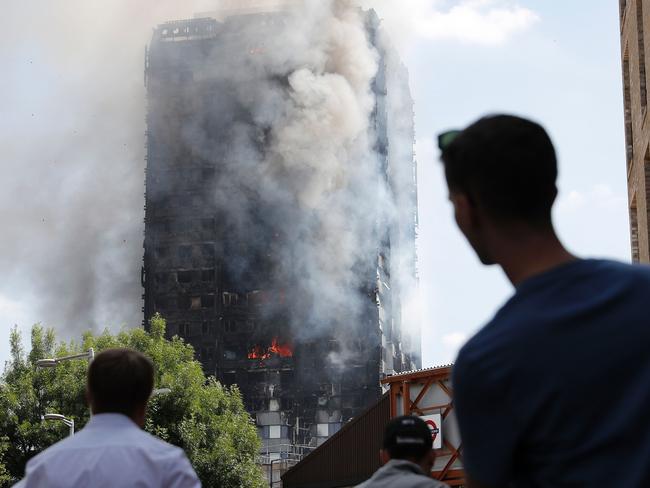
383, 415, 433, 460
440, 114, 558, 225
87, 348, 154, 416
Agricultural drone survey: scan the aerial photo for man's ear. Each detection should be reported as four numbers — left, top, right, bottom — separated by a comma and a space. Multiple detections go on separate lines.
132, 401, 148, 428
450, 191, 477, 233
427, 449, 436, 467
379, 449, 391, 465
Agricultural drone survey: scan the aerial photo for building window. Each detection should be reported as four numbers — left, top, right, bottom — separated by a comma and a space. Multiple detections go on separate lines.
202, 321, 208, 334
190, 297, 201, 310
201, 167, 215, 180
201, 295, 215, 308
177, 270, 192, 283
177, 245, 192, 260
201, 244, 215, 259
201, 269, 215, 281
631, 194, 640, 263
624, 50, 634, 168
178, 296, 191, 310
316, 424, 329, 437
179, 322, 190, 337
155, 272, 170, 284
225, 320, 237, 333
645, 151, 650, 256
222, 292, 239, 306
269, 425, 281, 439
201, 218, 215, 231
222, 372, 236, 385
638, 0, 647, 109
155, 296, 171, 309
189, 195, 201, 207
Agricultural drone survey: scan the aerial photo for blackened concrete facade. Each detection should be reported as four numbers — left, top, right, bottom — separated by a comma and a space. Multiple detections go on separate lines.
142, 10, 419, 468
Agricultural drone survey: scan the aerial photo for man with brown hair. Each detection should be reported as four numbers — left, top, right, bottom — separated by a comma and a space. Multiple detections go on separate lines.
18, 348, 200, 487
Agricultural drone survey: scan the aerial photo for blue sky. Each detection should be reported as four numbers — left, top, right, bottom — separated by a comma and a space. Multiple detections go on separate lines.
1, 1, 630, 368
366, 0, 629, 365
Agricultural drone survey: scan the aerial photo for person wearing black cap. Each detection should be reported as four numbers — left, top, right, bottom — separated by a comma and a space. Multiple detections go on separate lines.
356, 415, 448, 488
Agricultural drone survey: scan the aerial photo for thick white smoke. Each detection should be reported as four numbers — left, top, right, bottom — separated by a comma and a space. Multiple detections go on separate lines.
2, 1, 419, 368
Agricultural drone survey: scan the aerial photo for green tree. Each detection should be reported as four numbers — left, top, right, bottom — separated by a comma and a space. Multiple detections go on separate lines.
0, 315, 265, 488
0, 437, 10, 486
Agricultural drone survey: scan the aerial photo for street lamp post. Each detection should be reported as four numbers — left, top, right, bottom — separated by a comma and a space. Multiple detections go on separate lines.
36, 348, 95, 423
42, 413, 75, 437
35, 348, 94, 368
269, 457, 284, 487
151, 388, 171, 397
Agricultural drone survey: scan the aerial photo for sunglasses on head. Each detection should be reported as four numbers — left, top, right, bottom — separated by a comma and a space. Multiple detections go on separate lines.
437, 130, 461, 152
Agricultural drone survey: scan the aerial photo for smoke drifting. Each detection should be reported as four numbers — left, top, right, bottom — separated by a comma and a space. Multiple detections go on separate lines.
2, 1, 418, 362
1, 1, 212, 335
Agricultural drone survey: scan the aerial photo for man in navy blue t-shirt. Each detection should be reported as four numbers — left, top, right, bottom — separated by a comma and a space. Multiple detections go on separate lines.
438, 115, 650, 487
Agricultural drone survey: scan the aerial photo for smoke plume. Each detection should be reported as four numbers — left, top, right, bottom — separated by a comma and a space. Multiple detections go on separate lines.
2, 1, 418, 366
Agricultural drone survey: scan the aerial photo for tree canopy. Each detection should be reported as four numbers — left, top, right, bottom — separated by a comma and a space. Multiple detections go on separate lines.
0, 315, 265, 488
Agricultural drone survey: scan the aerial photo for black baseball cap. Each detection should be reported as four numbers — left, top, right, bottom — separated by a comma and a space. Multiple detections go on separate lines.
383, 415, 433, 457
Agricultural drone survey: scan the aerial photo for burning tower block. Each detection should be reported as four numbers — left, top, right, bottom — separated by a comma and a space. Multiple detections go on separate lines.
142, 3, 419, 467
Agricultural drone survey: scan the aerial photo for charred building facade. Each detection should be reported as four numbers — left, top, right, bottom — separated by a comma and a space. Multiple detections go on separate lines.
143, 5, 418, 463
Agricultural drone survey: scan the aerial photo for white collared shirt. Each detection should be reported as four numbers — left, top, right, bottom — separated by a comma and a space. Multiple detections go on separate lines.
16, 413, 201, 488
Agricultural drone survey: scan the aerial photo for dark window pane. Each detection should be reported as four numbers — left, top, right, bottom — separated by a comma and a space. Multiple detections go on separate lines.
177, 270, 193, 283
177, 296, 191, 310
177, 245, 192, 259
201, 269, 215, 281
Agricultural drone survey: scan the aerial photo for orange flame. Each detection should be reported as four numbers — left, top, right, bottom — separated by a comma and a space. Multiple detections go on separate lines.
248, 337, 293, 360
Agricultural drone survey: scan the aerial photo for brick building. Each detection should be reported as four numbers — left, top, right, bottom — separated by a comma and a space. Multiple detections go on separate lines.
621, 0, 650, 262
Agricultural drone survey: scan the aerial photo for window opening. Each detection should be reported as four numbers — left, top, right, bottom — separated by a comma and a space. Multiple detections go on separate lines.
638, 0, 647, 109
177, 270, 192, 283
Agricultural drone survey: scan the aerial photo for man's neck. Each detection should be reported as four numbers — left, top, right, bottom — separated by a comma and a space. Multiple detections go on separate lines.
492, 228, 576, 286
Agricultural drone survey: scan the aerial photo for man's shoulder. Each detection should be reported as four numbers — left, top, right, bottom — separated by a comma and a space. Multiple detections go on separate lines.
24, 435, 76, 468
356, 461, 447, 488
460, 260, 650, 353
21, 425, 195, 487
533, 258, 650, 297
454, 315, 514, 373
357, 474, 446, 488
30, 422, 183, 463
124, 426, 186, 457
454, 259, 650, 383
581, 258, 650, 283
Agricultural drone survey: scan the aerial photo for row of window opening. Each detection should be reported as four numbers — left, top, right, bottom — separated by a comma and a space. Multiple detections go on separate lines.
155, 244, 215, 260
155, 292, 256, 309
173, 319, 255, 336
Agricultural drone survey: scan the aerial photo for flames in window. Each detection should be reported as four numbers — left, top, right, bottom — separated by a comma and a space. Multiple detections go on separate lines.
248, 337, 293, 360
